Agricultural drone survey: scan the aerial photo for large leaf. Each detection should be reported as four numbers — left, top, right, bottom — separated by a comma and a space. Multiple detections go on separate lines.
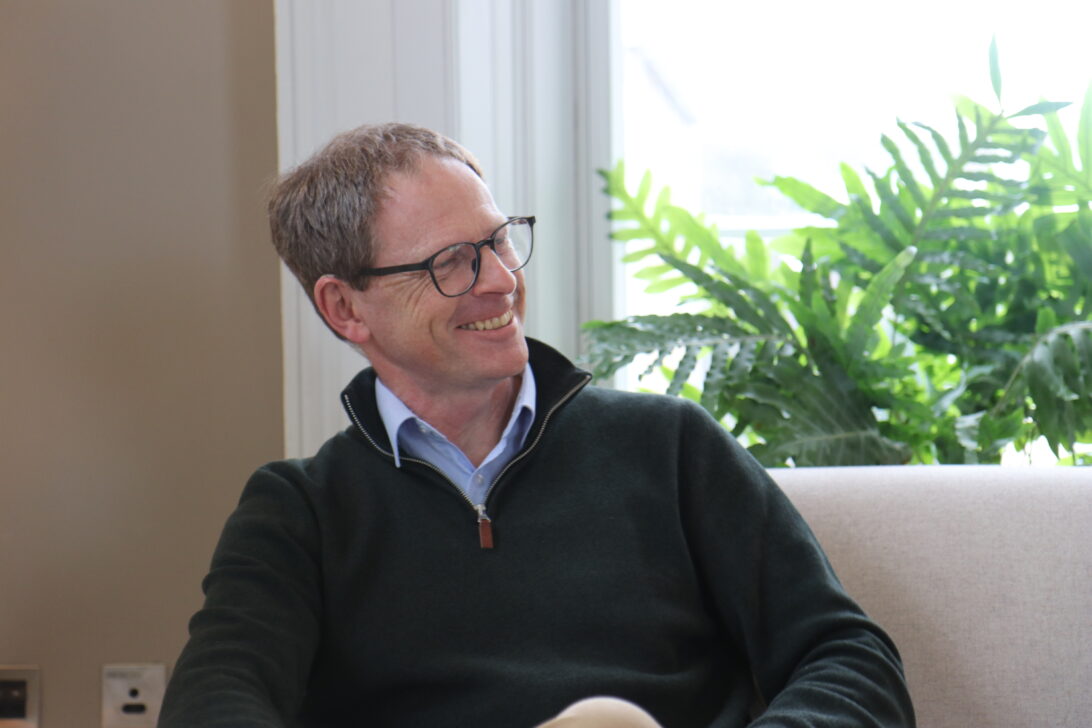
882, 134, 927, 208
1008, 101, 1071, 119
1021, 322, 1092, 454
662, 255, 797, 339
581, 313, 779, 380
989, 35, 1002, 105
760, 176, 844, 217
899, 119, 943, 188
742, 375, 911, 466
845, 247, 917, 363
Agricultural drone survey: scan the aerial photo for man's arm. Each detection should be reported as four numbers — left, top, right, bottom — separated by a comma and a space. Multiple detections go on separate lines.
160, 463, 322, 728
677, 403, 915, 727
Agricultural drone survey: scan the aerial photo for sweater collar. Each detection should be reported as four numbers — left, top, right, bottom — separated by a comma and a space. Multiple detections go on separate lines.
340, 338, 591, 456
374, 362, 537, 468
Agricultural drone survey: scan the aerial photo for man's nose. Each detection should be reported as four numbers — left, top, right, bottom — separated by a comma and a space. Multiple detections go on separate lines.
472, 246, 518, 294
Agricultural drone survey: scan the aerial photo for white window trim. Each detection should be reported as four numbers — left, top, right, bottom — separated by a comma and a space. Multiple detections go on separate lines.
274, 0, 617, 457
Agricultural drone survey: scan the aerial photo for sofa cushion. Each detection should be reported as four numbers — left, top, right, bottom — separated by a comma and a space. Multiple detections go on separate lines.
771, 465, 1092, 728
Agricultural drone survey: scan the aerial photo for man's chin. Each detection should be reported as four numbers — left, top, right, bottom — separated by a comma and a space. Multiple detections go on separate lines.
452, 318, 527, 369
478, 336, 529, 378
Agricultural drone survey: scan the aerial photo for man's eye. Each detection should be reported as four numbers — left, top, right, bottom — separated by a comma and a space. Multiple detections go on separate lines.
433, 245, 472, 274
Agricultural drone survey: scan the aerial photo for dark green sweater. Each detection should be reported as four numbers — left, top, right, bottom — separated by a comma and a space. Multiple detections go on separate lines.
160, 340, 914, 727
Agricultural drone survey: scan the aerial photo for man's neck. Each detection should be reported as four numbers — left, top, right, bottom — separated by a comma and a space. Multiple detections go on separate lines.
384, 375, 522, 467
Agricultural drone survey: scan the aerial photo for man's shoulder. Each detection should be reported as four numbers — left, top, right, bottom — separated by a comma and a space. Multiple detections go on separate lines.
246, 425, 374, 493
575, 382, 705, 412
568, 384, 717, 432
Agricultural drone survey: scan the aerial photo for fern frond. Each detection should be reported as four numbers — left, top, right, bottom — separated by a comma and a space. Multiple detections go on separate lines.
741, 376, 911, 466
898, 119, 943, 188
845, 247, 917, 362
881, 133, 928, 208
580, 313, 778, 381
989, 321, 1092, 455
661, 255, 796, 338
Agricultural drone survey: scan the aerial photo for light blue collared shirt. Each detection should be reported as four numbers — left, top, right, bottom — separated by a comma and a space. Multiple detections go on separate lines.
375, 365, 536, 506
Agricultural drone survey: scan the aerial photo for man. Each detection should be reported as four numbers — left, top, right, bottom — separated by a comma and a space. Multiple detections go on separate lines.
160, 123, 914, 727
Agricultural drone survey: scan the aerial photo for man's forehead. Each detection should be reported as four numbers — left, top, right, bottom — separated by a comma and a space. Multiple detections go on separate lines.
371, 172, 505, 262
414, 213, 509, 251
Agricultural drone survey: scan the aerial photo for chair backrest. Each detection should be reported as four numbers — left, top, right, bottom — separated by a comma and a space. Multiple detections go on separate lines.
771, 465, 1092, 728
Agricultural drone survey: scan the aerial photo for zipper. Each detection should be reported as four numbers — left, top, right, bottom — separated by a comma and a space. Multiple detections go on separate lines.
343, 392, 495, 547
342, 371, 590, 550
475, 504, 494, 549
481, 373, 590, 501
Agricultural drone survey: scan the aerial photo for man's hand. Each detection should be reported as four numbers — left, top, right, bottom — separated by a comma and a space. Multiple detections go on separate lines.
535, 697, 663, 728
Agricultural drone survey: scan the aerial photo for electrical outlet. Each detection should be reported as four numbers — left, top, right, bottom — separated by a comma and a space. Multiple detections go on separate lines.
101, 664, 165, 728
0, 666, 40, 728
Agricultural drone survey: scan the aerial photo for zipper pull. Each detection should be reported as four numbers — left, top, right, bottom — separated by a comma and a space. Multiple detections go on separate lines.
475, 504, 494, 549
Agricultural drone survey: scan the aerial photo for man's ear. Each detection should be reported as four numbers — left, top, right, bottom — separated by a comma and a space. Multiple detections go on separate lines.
313, 275, 372, 345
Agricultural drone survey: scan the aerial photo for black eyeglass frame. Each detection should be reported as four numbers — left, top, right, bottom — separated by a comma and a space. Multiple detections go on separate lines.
353, 215, 536, 297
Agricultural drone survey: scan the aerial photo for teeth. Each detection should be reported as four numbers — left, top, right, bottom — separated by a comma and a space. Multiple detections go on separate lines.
460, 310, 513, 331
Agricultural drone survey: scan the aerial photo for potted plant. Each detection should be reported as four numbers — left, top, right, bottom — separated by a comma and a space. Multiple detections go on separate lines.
584, 45, 1092, 466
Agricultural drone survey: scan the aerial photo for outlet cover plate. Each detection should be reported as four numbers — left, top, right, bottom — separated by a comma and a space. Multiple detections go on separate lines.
0, 666, 40, 728
101, 664, 165, 728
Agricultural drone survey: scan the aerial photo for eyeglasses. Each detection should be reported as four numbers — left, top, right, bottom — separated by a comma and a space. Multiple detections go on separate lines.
355, 216, 535, 297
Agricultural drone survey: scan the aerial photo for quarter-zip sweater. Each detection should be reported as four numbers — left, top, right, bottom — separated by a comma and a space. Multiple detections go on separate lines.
160, 339, 914, 728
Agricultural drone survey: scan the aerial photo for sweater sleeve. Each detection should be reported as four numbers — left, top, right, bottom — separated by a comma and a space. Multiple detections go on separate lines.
676, 403, 915, 727
159, 463, 323, 728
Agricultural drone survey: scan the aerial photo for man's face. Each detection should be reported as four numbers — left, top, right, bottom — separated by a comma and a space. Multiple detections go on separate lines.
352, 155, 529, 400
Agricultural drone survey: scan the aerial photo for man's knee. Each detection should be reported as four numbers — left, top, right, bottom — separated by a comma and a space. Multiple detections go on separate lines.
536, 696, 663, 728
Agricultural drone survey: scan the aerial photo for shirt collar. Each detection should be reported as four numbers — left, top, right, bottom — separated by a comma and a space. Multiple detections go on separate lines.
374, 364, 537, 468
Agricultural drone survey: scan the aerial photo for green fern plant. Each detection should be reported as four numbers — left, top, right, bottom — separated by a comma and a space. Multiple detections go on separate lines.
584, 47, 1092, 466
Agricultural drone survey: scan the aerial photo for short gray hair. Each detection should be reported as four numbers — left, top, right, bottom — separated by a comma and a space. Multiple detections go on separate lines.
268, 122, 483, 304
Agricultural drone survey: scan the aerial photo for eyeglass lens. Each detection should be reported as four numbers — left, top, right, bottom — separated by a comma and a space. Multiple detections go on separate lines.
431, 218, 532, 296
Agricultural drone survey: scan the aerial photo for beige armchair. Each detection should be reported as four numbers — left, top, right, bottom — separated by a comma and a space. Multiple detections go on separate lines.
772, 465, 1091, 728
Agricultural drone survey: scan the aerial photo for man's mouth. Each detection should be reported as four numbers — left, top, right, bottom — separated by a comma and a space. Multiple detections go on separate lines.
458, 310, 514, 331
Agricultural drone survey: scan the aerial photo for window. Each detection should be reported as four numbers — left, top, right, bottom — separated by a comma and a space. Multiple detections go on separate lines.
614, 1, 1092, 463
618, 0, 1091, 314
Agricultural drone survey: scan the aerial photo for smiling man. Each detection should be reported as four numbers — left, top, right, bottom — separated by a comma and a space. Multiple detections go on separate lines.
160, 123, 915, 727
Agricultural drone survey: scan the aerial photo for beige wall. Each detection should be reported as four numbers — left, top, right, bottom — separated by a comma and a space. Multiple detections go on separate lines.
0, 2, 282, 726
